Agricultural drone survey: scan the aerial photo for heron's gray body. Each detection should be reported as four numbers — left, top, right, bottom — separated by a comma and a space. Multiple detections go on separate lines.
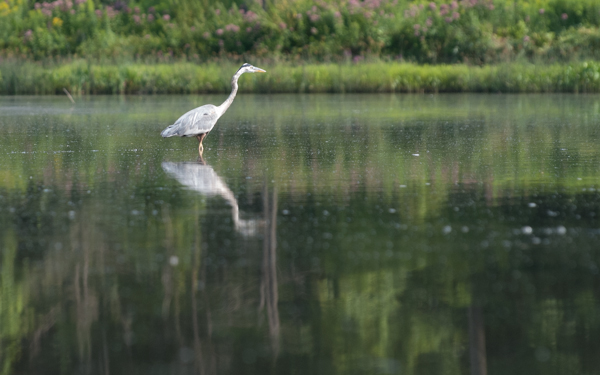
160, 104, 220, 138
160, 63, 266, 154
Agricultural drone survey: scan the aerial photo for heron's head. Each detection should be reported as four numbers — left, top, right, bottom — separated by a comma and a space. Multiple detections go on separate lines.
238, 63, 266, 74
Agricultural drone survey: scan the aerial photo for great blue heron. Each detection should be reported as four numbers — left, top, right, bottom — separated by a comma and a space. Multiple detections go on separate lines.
160, 63, 266, 155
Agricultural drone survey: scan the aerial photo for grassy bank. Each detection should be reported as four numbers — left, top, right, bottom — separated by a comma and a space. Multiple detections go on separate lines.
2, 60, 600, 94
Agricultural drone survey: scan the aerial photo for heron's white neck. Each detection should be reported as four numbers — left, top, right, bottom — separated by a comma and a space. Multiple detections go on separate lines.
217, 70, 244, 116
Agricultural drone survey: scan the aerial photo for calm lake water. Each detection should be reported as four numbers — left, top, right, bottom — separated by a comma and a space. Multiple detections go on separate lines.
1, 94, 600, 375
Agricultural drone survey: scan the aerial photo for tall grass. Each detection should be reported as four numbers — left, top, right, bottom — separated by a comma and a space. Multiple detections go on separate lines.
2, 60, 600, 94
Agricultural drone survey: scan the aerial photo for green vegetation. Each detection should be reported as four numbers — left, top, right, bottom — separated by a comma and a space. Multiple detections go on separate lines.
1, 0, 600, 63
3, 0, 600, 94
2, 60, 600, 94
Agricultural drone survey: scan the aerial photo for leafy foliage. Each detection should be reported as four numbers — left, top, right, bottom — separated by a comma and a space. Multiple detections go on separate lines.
0, 0, 599, 62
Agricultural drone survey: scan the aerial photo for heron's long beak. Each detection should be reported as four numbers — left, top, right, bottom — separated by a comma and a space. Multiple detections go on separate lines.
255, 68, 266, 73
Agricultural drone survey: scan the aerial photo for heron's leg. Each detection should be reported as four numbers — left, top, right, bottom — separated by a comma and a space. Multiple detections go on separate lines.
196, 133, 207, 156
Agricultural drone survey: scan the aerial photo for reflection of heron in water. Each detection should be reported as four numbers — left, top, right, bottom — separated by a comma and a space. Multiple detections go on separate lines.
160, 63, 266, 156
161, 161, 260, 236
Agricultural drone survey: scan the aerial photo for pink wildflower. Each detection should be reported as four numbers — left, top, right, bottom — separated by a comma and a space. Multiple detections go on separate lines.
452, 11, 459, 19
429, 2, 436, 10
147, 14, 154, 21
106, 6, 117, 18
216, 28, 223, 35
311, 27, 318, 34
225, 24, 240, 32
440, 4, 449, 15
539, 8, 544, 14
561, 13, 568, 20
163, 14, 170, 21
244, 10, 258, 22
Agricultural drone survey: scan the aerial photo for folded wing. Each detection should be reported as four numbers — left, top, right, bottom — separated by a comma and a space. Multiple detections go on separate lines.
161, 104, 220, 137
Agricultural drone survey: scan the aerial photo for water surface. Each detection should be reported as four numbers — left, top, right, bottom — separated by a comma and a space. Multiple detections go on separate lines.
1, 94, 600, 375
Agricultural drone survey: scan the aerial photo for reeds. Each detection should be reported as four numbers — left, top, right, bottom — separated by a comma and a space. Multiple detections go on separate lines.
2, 60, 600, 95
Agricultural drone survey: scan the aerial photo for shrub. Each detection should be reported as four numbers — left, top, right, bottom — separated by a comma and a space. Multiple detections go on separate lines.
0, 0, 599, 62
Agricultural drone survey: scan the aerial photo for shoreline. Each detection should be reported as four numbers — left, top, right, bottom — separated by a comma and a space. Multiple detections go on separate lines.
1, 61, 600, 95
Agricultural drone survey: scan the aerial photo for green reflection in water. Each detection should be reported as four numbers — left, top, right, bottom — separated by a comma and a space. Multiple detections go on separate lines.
1, 94, 600, 374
